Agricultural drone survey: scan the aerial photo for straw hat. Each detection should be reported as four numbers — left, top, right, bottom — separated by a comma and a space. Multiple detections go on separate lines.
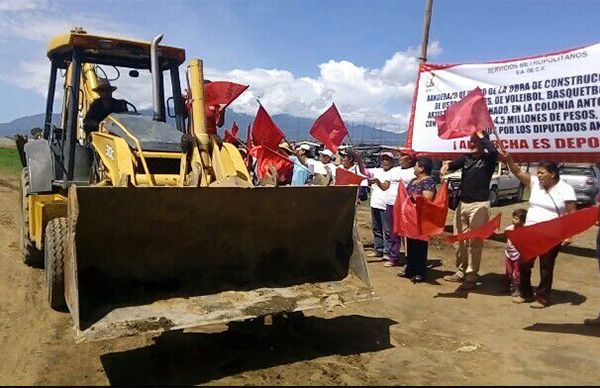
278, 142, 294, 155
93, 78, 117, 92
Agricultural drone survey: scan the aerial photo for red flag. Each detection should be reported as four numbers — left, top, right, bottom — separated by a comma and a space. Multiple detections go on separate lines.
393, 183, 429, 241
416, 182, 449, 236
224, 122, 239, 143
250, 145, 293, 181
335, 168, 365, 185
505, 206, 599, 261
435, 87, 494, 139
446, 214, 502, 244
204, 81, 249, 107
393, 182, 449, 241
309, 103, 348, 153
251, 104, 285, 149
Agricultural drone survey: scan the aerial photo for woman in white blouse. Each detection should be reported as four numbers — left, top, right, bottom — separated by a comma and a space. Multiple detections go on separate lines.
502, 152, 576, 309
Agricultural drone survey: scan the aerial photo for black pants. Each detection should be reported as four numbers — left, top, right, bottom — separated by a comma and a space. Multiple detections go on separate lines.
518, 244, 561, 304
405, 238, 428, 279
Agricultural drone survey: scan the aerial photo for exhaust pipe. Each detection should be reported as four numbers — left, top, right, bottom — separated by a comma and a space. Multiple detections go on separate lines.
150, 34, 165, 122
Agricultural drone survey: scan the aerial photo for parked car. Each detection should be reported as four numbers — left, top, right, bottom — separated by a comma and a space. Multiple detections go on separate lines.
443, 162, 525, 206
558, 163, 600, 205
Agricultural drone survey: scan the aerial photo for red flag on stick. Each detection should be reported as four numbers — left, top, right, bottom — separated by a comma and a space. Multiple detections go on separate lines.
309, 103, 348, 153
250, 145, 294, 181
335, 168, 365, 185
393, 183, 429, 241
204, 81, 249, 107
505, 206, 599, 261
224, 122, 239, 143
416, 182, 450, 236
446, 214, 502, 244
394, 182, 450, 241
435, 87, 494, 139
251, 104, 285, 149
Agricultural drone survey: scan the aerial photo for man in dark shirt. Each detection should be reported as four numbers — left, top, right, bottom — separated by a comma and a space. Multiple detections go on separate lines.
440, 130, 498, 289
83, 78, 128, 134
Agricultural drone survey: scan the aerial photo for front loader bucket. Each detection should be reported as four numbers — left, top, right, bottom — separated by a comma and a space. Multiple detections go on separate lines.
65, 185, 373, 342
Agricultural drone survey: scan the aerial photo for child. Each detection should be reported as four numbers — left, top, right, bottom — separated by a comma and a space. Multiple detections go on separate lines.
502, 208, 528, 303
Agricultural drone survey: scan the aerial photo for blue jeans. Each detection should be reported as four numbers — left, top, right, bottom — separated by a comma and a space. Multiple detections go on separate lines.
385, 204, 401, 263
371, 207, 390, 256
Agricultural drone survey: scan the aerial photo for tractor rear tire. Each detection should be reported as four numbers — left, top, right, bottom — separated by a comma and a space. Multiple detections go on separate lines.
19, 168, 42, 267
44, 217, 67, 311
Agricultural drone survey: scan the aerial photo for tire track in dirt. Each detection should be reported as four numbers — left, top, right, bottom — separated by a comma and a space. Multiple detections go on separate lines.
0, 176, 110, 384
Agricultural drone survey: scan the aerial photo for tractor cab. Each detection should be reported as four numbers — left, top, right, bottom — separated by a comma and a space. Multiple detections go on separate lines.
39, 30, 187, 190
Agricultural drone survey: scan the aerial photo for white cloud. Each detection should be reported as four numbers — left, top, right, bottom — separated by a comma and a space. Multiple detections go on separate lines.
0, 0, 43, 11
0, 2, 443, 132
4, 58, 50, 93
203, 41, 441, 133
0, 1, 137, 43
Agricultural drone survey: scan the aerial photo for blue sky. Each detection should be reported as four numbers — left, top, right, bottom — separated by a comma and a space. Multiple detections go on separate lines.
0, 0, 599, 132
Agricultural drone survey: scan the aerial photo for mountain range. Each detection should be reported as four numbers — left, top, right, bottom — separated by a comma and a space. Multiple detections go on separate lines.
0, 110, 406, 146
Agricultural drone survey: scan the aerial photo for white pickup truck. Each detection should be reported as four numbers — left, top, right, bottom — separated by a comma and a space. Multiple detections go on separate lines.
443, 162, 525, 206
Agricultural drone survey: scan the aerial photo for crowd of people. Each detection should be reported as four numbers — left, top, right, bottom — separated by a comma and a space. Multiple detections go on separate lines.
266, 132, 600, 325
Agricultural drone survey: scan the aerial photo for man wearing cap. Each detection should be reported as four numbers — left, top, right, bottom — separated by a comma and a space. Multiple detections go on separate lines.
83, 78, 128, 134
285, 143, 312, 186
307, 148, 337, 185
357, 150, 397, 260
382, 148, 417, 266
339, 148, 361, 175
440, 130, 498, 290
339, 148, 369, 201
319, 149, 338, 182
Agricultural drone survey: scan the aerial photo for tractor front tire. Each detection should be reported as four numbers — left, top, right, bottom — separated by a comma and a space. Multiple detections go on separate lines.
44, 217, 67, 311
19, 168, 42, 267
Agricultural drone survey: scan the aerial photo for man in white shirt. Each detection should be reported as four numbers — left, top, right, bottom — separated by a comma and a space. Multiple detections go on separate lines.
338, 149, 361, 174
305, 148, 337, 185
319, 149, 338, 182
383, 149, 417, 266
357, 151, 396, 260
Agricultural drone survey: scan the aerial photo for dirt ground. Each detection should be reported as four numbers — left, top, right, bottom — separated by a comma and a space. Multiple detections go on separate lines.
0, 169, 599, 385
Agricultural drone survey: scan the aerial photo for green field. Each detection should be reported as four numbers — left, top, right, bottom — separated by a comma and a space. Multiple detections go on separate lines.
0, 147, 22, 175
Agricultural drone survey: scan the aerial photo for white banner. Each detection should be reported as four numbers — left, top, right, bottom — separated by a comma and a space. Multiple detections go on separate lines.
406, 43, 600, 161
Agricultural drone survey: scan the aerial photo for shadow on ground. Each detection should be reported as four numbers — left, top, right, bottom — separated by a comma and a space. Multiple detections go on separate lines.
433, 272, 587, 306
100, 314, 396, 385
523, 322, 600, 338
425, 265, 454, 286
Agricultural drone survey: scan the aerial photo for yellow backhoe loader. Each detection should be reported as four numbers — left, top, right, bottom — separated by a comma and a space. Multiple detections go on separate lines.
17, 29, 373, 342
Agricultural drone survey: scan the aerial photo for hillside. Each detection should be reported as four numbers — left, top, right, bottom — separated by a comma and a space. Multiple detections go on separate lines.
0, 111, 406, 146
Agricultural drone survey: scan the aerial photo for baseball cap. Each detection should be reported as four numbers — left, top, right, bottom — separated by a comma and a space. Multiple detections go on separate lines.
320, 149, 335, 159
296, 144, 311, 151
397, 147, 416, 156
